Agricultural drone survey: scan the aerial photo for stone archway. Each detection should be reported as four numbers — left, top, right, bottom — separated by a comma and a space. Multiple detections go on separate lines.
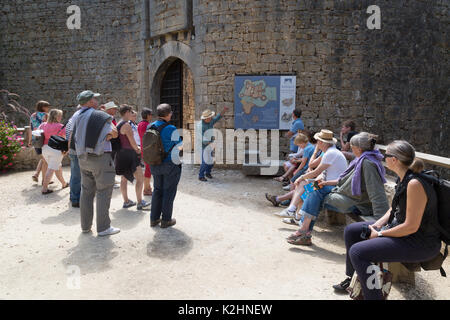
148, 41, 198, 142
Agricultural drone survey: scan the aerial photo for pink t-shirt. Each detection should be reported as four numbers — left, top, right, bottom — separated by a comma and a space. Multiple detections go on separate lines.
38, 122, 66, 145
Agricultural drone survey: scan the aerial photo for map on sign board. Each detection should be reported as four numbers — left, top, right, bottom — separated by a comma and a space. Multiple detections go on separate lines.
234, 75, 296, 130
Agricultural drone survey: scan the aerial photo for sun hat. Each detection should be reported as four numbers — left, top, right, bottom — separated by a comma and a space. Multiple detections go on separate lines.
104, 101, 119, 110
314, 129, 337, 144
77, 90, 101, 105
201, 109, 215, 120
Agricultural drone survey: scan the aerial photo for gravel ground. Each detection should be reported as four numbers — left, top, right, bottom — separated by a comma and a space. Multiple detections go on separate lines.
0, 166, 448, 300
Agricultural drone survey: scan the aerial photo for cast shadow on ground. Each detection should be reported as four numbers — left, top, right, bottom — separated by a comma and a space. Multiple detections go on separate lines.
21, 184, 66, 205
62, 233, 118, 275
395, 273, 437, 300
288, 244, 346, 265
147, 227, 193, 261
41, 207, 80, 227
111, 208, 147, 230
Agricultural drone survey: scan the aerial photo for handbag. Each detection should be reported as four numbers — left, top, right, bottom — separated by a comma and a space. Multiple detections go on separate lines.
347, 263, 393, 300
48, 123, 68, 152
31, 129, 45, 148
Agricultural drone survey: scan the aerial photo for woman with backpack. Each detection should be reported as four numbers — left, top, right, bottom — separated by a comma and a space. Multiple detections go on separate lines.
334, 140, 442, 299
115, 105, 150, 211
39, 109, 68, 194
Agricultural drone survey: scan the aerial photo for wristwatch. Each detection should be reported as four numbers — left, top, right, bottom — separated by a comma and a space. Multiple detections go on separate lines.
377, 231, 383, 237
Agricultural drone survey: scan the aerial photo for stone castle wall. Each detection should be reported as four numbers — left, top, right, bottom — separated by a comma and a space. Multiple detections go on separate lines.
1, 0, 448, 162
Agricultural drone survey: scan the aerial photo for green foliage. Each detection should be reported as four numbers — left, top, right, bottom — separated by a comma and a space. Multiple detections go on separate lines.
0, 120, 23, 172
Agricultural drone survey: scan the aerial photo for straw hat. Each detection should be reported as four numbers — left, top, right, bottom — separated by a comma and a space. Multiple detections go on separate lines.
314, 129, 337, 144
201, 109, 215, 120
104, 101, 119, 110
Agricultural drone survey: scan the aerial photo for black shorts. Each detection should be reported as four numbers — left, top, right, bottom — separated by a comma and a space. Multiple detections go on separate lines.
35, 148, 42, 156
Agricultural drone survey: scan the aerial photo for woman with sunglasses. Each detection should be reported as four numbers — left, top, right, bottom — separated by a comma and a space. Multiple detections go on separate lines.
333, 140, 441, 299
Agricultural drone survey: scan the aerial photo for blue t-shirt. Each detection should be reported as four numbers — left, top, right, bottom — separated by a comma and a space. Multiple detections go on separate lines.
302, 143, 315, 170
289, 118, 305, 152
150, 120, 182, 163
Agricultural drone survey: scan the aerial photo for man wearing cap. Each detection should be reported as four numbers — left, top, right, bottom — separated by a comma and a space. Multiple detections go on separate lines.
198, 106, 228, 181
283, 129, 348, 246
70, 90, 121, 237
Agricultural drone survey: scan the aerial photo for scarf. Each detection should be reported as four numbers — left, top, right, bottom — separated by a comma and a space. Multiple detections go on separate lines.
338, 149, 387, 196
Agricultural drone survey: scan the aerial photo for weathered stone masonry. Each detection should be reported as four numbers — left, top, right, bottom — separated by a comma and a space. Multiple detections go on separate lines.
0, 0, 448, 162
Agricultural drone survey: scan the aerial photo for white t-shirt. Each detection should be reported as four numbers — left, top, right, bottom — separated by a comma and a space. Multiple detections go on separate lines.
321, 145, 348, 181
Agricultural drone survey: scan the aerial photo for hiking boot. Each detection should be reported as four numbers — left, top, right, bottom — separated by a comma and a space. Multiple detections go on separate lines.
137, 200, 151, 210
333, 277, 352, 292
161, 219, 176, 229
150, 219, 161, 227
206, 173, 213, 179
199, 177, 208, 182
265, 193, 280, 207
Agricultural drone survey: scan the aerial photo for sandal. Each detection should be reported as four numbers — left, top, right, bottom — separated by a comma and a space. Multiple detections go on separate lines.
42, 189, 54, 195
62, 183, 69, 189
144, 190, 153, 196
286, 230, 308, 241
287, 234, 312, 246
32, 175, 38, 182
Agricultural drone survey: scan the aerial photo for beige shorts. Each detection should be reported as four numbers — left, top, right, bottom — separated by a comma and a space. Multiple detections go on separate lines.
42, 145, 64, 170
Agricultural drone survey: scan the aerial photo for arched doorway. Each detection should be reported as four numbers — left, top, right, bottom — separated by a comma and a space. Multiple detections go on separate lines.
160, 59, 183, 128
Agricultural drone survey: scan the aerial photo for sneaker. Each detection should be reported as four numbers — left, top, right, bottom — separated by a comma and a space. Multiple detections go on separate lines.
161, 219, 176, 228
72, 202, 80, 208
82, 229, 92, 234
98, 227, 121, 237
206, 173, 213, 179
282, 217, 300, 225
278, 208, 296, 218
282, 185, 291, 191
113, 183, 120, 189
199, 177, 208, 182
123, 200, 137, 209
137, 200, 151, 210
265, 193, 280, 207
333, 277, 352, 292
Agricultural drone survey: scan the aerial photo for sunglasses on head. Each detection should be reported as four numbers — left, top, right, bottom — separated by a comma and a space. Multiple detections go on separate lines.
384, 153, 396, 158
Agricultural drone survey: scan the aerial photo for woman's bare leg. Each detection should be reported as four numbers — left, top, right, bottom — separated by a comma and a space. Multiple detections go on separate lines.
120, 176, 129, 203
55, 167, 66, 186
42, 169, 54, 192
134, 167, 144, 203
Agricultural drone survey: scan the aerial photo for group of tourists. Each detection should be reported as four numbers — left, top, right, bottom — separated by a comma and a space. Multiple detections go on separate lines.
265, 109, 445, 300
29, 91, 186, 236
27, 99, 446, 300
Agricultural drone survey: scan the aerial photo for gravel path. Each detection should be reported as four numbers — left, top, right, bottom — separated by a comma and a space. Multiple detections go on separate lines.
0, 166, 448, 299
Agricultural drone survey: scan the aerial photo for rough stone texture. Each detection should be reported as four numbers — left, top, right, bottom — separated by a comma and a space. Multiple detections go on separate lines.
1, 0, 448, 165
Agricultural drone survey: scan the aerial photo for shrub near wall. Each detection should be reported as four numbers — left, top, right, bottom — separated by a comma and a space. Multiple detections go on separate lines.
0, 120, 23, 171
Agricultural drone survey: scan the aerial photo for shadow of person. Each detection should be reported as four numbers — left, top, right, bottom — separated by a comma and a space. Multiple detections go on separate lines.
394, 273, 437, 300
21, 185, 64, 205
111, 208, 147, 230
288, 245, 346, 264
147, 227, 193, 261
62, 233, 118, 275
41, 207, 80, 226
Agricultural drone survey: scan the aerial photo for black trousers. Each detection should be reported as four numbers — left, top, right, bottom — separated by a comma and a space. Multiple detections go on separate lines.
150, 162, 182, 222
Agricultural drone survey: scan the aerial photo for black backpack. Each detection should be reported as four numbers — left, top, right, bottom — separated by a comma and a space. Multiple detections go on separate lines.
48, 121, 69, 152
142, 122, 176, 165
418, 171, 450, 276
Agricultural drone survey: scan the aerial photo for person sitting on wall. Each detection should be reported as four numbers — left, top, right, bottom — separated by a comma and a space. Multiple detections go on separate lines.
323, 132, 390, 220
285, 129, 348, 245
332, 140, 442, 299
285, 108, 305, 154
273, 134, 305, 183
198, 106, 229, 182
265, 134, 321, 207
339, 120, 358, 161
